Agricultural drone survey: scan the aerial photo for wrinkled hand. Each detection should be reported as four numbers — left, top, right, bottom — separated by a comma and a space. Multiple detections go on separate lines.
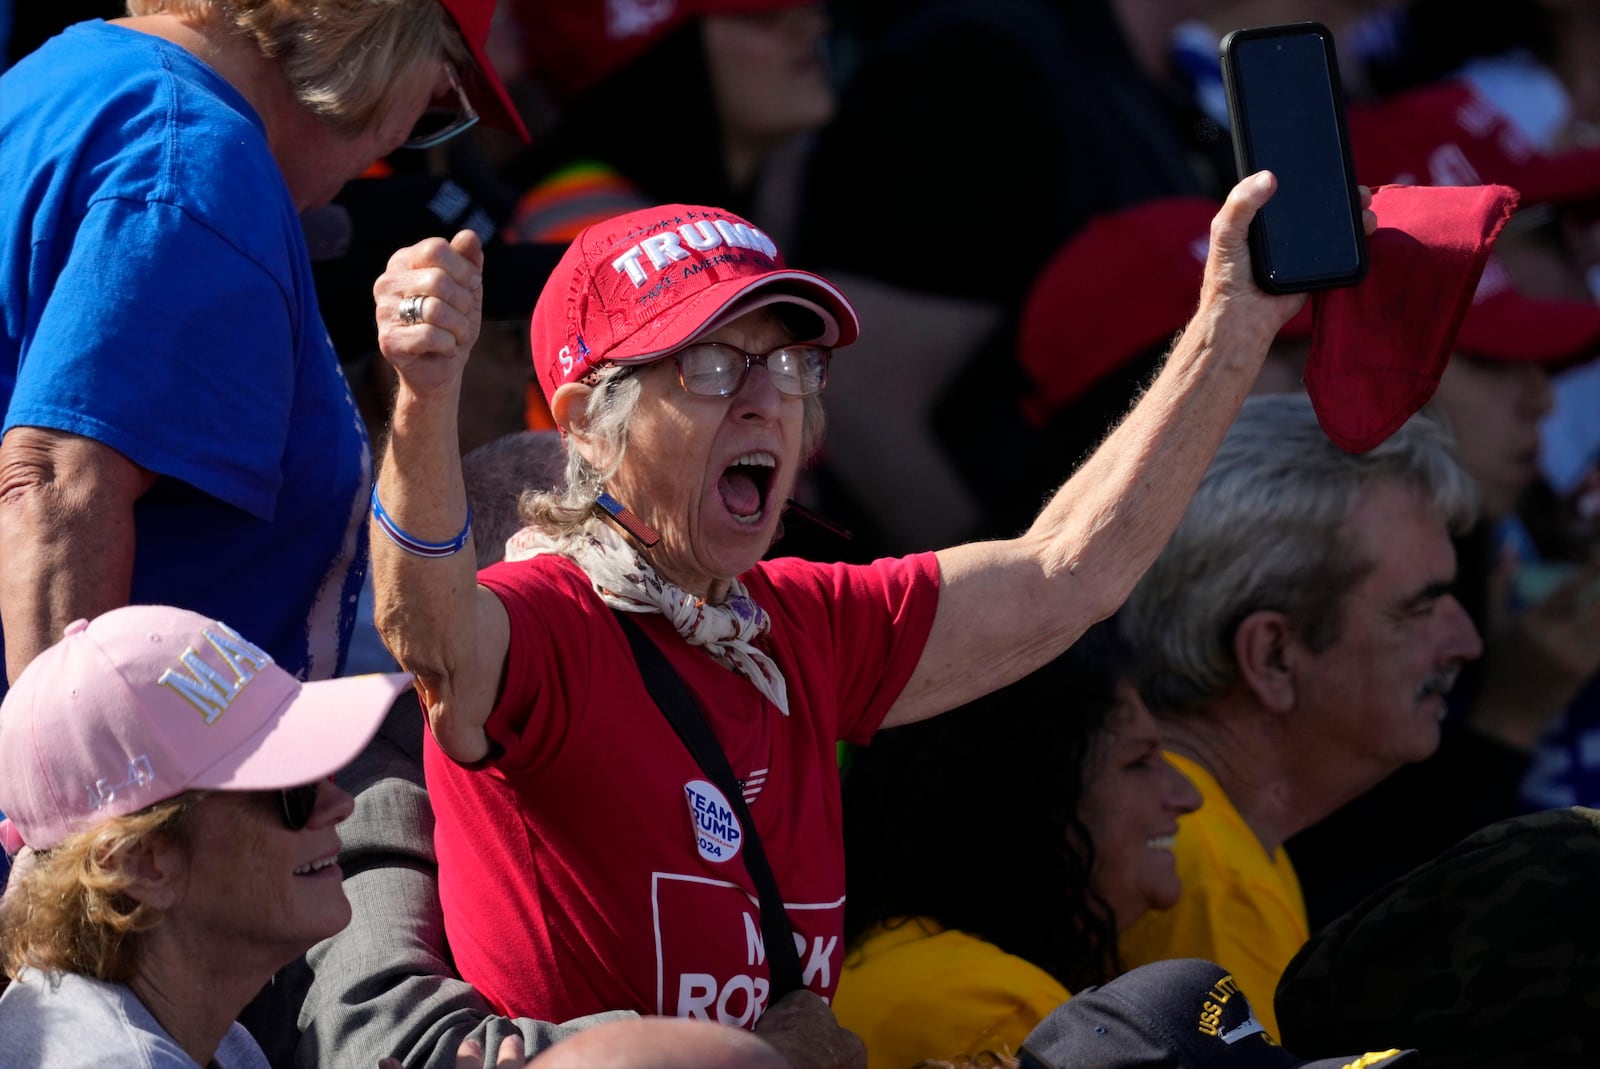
754, 991, 866, 1069
460, 1035, 533, 1069
375, 229, 485, 397
380, 1034, 532, 1069
1198, 173, 1377, 344
1472, 552, 1600, 751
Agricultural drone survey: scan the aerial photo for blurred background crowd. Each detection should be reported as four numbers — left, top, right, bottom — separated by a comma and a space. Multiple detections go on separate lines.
2, 1, 1599, 1067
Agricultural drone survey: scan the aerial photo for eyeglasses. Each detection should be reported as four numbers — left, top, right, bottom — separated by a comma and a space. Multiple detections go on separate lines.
276, 782, 321, 831
403, 64, 479, 150
670, 343, 831, 398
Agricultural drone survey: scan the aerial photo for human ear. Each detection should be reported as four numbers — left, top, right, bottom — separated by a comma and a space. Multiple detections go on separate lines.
549, 381, 591, 436
102, 833, 187, 912
551, 382, 611, 471
1233, 609, 1296, 714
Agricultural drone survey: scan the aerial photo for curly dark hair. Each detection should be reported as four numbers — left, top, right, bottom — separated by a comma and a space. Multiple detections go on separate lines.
841, 620, 1129, 993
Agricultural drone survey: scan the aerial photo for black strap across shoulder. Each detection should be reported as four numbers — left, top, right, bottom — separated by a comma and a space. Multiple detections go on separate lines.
612, 610, 805, 1001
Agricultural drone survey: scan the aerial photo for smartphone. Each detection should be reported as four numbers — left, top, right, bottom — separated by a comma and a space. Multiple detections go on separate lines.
1220, 22, 1368, 294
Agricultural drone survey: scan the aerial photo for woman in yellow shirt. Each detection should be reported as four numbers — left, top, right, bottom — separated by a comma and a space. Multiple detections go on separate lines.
834, 623, 1201, 1068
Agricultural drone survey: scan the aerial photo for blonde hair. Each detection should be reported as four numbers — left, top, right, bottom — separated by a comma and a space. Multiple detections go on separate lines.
124, 0, 467, 136
0, 794, 202, 983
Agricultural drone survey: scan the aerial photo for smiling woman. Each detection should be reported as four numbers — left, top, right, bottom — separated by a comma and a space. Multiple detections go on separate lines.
0, 606, 408, 1068
830, 624, 1201, 1068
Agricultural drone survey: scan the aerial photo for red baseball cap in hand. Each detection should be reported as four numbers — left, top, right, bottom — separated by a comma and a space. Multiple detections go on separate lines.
1305, 184, 1520, 453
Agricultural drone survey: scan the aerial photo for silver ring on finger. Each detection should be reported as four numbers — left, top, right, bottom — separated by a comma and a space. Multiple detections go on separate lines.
399, 294, 426, 326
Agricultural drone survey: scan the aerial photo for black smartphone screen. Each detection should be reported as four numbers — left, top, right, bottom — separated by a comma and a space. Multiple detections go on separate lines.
1223, 25, 1366, 293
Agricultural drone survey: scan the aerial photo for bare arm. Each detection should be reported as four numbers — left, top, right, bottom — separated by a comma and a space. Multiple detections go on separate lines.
884, 173, 1324, 726
369, 231, 509, 763
0, 428, 156, 681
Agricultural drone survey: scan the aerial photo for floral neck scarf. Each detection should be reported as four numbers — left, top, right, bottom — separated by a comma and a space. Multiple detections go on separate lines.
504, 523, 790, 715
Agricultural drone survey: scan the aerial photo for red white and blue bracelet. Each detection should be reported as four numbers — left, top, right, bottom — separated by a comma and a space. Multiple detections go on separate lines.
370, 484, 472, 558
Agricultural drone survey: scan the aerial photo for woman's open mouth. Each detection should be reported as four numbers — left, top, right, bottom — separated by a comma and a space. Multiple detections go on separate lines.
717, 452, 777, 524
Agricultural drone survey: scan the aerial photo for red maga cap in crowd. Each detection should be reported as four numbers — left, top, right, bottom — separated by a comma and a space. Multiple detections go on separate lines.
529, 203, 858, 405
1019, 186, 1594, 453
1453, 256, 1600, 367
1017, 197, 1311, 424
440, 0, 531, 141
512, 0, 813, 102
1347, 79, 1600, 207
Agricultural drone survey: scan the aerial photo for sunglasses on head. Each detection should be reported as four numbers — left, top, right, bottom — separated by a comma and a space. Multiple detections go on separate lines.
276, 782, 321, 830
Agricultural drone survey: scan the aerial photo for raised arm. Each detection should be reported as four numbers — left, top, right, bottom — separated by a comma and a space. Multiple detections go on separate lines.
369, 231, 509, 763
886, 173, 1346, 725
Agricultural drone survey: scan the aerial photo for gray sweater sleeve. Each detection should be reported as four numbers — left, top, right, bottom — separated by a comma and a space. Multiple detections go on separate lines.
247, 694, 635, 1069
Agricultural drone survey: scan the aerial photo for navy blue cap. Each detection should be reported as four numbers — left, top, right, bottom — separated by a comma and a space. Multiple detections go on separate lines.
1016, 959, 1418, 1069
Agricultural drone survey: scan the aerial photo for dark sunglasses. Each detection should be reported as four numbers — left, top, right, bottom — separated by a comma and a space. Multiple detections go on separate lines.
403, 63, 479, 150
276, 782, 321, 830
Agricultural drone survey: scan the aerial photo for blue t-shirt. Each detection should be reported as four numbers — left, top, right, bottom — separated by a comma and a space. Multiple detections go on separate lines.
0, 20, 370, 683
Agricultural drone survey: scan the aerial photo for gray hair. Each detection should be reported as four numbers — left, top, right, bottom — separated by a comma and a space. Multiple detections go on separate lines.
1124, 394, 1478, 713
461, 430, 568, 568
517, 364, 826, 551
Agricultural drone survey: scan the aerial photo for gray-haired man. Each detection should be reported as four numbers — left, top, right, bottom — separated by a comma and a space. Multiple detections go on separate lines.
1116, 393, 1482, 1036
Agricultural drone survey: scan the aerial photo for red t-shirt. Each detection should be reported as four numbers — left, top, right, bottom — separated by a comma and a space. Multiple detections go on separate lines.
425, 551, 941, 1026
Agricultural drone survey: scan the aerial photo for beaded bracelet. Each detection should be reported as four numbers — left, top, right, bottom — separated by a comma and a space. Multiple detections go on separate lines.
370, 485, 472, 558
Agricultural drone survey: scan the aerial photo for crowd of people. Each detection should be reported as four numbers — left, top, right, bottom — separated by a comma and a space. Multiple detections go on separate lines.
2, 1, 1599, 1067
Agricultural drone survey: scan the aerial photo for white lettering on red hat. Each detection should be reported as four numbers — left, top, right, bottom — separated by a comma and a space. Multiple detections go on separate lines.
1457, 90, 1537, 164
157, 623, 274, 725
1427, 142, 1483, 188
612, 221, 779, 287
685, 778, 742, 863
1457, 95, 1499, 139
606, 0, 676, 40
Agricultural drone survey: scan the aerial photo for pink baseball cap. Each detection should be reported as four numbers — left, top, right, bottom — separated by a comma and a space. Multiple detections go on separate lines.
0, 606, 411, 851
529, 203, 858, 406
439, 0, 532, 142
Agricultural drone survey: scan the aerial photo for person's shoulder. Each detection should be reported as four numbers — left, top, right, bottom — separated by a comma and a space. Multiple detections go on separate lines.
6, 20, 141, 80
8, 22, 253, 141
479, 553, 613, 641
747, 555, 941, 643
837, 918, 1066, 1065
0, 970, 190, 1068
215, 1021, 272, 1069
6, 21, 291, 254
481, 552, 593, 598
858, 919, 1060, 990
752, 552, 939, 589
